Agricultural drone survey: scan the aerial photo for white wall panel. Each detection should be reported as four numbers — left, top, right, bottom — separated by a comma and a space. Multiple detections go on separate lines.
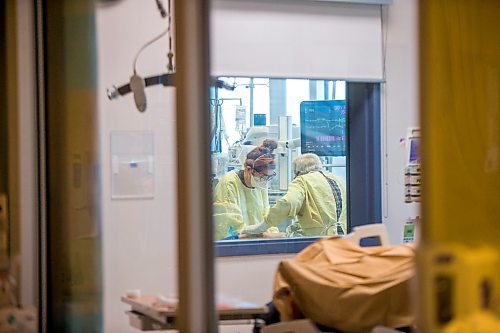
380, 0, 420, 244
96, 1, 178, 332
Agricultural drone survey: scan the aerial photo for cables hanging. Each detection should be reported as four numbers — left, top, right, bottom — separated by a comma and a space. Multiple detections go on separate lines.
106, 0, 234, 112
133, 0, 172, 75
155, 0, 167, 18
123, 0, 172, 112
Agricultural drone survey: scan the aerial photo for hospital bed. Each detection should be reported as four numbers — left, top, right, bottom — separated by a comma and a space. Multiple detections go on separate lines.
261, 223, 412, 333
122, 224, 410, 332
122, 294, 268, 331
262, 319, 405, 333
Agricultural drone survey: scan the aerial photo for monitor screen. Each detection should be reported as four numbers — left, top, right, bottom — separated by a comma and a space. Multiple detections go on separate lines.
300, 100, 346, 156
409, 138, 420, 163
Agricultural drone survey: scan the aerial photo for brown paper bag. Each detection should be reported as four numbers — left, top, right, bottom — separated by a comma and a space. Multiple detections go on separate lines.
273, 237, 416, 333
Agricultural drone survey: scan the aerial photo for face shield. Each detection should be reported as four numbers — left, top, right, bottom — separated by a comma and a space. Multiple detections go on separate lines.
250, 154, 276, 188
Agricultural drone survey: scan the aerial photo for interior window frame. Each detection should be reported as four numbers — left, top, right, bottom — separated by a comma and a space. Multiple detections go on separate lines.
214, 81, 382, 257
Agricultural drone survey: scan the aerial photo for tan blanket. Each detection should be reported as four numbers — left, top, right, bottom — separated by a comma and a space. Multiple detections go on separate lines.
273, 237, 416, 333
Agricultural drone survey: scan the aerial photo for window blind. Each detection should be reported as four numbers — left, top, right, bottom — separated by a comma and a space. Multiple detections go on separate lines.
210, 0, 384, 81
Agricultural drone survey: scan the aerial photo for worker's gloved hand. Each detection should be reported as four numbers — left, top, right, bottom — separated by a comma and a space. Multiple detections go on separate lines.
241, 222, 269, 235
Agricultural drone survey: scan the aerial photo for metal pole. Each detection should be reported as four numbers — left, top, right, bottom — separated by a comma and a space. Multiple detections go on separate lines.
278, 116, 292, 191
249, 77, 254, 126
175, 0, 217, 332
34, 1, 47, 331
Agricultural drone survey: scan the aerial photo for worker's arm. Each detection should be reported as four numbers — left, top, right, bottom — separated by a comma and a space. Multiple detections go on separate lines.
213, 182, 245, 240
242, 178, 306, 234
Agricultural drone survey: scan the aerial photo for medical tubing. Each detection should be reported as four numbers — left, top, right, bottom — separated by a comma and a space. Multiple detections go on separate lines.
133, 26, 170, 74
133, 0, 172, 75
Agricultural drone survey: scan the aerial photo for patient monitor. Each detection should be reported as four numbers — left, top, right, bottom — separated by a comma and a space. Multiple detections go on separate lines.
404, 127, 421, 203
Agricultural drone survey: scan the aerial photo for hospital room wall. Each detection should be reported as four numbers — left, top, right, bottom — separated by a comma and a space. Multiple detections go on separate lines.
96, 2, 178, 332
379, 0, 420, 243
95, 0, 418, 332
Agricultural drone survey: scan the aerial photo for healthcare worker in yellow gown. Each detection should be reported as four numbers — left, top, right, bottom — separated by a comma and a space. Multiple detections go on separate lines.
213, 139, 278, 240
242, 153, 347, 237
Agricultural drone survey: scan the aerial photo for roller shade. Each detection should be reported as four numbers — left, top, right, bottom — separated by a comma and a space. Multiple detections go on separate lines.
210, 0, 384, 81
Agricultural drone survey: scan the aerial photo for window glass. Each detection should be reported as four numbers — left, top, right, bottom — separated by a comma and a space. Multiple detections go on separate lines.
212, 77, 347, 242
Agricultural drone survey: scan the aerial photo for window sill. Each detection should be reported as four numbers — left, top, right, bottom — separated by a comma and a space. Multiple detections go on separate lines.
215, 237, 319, 257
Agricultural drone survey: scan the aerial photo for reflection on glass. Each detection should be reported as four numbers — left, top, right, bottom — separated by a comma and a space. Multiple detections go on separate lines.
211, 77, 347, 241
